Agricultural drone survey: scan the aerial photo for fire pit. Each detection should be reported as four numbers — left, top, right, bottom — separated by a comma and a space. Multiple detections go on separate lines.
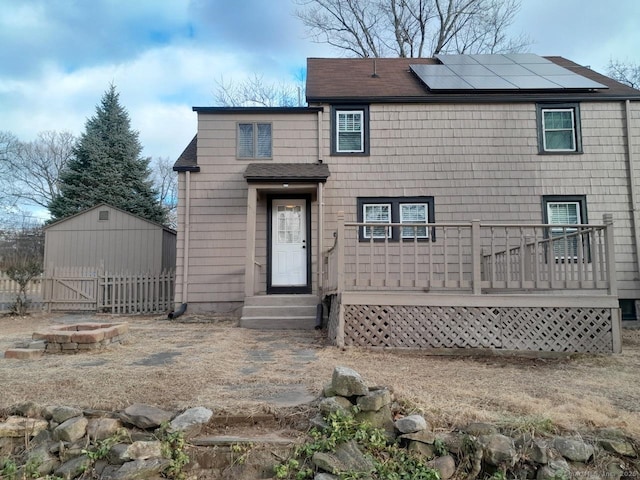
32, 322, 129, 354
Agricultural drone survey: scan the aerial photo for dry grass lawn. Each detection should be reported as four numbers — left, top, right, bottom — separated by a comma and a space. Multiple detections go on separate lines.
1, 313, 639, 439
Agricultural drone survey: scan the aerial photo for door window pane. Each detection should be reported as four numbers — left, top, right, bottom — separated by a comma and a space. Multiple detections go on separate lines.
277, 205, 302, 243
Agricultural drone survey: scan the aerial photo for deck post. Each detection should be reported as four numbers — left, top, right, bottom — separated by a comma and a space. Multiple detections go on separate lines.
603, 214, 617, 296
336, 211, 345, 294
471, 219, 481, 295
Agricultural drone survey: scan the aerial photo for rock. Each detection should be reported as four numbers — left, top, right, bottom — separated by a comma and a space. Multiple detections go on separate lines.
356, 388, 391, 412
108, 458, 171, 480
53, 416, 88, 442
87, 417, 123, 441
395, 415, 428, 434
169, 407, 213, 437
553, 437, 594, 463
605, 459, 626, 480
50, 406, 83, 424
536, 459, 570, 480
355, 404, 396, 440
408, 441, 436, 458
323, 382, 337, 398
11, 402, 41, 418
309, 414, 329, 431
312, 440, 375, 476
516, 434, 548, 464
0, 416, 49, 438
400, 430, 436, 445
436, 432, 466, 453
109, 441, 163, 463
120, 404, 173, 429
315, 474, 339, 480
319, 396, 353, 416
54, 454, 91, 480
599, 438, 637, 458
26, 443, 60, 476
428, 454, 456, 480
463, 422, 498, 436
480, 434, 517, 467
331, 366, 369, 397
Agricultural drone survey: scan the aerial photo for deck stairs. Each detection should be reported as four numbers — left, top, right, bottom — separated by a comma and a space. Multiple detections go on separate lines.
240, 294, 319, 329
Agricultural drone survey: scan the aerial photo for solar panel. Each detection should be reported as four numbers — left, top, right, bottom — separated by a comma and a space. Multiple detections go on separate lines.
410, 54, 608, 92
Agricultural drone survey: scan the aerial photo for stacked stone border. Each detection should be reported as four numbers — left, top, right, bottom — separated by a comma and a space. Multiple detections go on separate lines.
0, 367, 638, 480
4, 322, 129, 359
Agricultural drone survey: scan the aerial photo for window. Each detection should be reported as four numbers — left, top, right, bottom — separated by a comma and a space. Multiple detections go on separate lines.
400, 204, 428, 239
331, 106, 369, 155
536, 103, 582, 153
358, 197, 434, 241
363, 203, 391, 238
543, 195, 587, 260
238, 122, 272, 158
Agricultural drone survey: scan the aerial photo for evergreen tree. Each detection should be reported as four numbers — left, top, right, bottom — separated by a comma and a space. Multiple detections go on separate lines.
48, 85, 167, 224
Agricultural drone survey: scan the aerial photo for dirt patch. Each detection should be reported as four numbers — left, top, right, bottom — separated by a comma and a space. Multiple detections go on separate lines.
1, 313, 639, 438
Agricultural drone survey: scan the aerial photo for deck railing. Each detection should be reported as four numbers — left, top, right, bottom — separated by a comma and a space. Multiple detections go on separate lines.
323, 212, 616, 296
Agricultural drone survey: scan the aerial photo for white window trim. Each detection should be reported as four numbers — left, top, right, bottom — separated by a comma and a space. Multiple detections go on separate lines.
400, 203, 429, 239
336, 110, 364, 153
363, 203, 391, 239
547, 201, 581, 260
541, 108, 577, 152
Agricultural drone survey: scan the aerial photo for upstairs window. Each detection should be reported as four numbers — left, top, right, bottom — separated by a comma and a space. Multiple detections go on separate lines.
536, 103, 582, 153
331, 106, 369, 155
238, 122, 272, 158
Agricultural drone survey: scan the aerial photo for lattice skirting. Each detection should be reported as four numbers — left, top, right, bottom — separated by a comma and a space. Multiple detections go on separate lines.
342, 304, 614, 353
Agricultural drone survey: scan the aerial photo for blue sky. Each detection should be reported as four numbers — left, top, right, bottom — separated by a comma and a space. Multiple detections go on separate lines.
0, 0, 638, 163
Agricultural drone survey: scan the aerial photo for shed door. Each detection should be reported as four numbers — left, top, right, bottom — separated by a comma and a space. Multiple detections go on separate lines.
271, 199, 307, 287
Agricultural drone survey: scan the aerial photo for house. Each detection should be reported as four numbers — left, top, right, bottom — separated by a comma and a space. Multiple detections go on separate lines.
44, 203, 177, 273
173, 54, 640, 353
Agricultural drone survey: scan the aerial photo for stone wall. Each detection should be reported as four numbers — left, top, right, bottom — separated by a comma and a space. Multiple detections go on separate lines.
1, 368, 638, 480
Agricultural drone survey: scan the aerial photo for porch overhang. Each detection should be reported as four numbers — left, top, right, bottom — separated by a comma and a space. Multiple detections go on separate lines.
243, 162, 330, 183
243, 163, 330, 299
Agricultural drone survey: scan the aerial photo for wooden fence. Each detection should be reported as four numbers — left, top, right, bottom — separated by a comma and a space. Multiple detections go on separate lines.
0, 268, 175, 314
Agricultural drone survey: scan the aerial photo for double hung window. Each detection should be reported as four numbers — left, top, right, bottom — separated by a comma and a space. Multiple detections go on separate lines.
543, 196, 587, 260
238, 122, 272, 158
331, 106, 369, 155
358, 197, 434, 241
536, 103, 582, 153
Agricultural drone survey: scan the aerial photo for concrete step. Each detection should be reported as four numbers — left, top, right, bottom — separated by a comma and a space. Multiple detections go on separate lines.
243, 295, 318, 307
240, 316, 317, 330
241, 305, 317, 318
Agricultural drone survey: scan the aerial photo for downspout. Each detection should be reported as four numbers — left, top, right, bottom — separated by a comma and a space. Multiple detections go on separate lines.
316, 108, 325, 329
169, 170, 191, 319
625, 100, 640, 280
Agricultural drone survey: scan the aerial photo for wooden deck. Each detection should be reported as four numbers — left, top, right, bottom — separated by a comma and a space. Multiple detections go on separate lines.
323, 213, 621, 354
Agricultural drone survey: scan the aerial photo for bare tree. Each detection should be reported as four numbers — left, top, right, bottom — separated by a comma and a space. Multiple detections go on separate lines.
608, 59, 640, 89
150, 156, 178, 229
295, 0, 529, 57
0, 224, 44, 315
214, 74, 305, 107
3, 131, 75, 209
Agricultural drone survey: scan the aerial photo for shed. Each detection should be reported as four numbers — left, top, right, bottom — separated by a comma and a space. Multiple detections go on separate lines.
44, 204, 176, 274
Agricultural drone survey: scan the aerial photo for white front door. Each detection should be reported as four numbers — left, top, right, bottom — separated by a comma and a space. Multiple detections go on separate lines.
271, 199, 307, 287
